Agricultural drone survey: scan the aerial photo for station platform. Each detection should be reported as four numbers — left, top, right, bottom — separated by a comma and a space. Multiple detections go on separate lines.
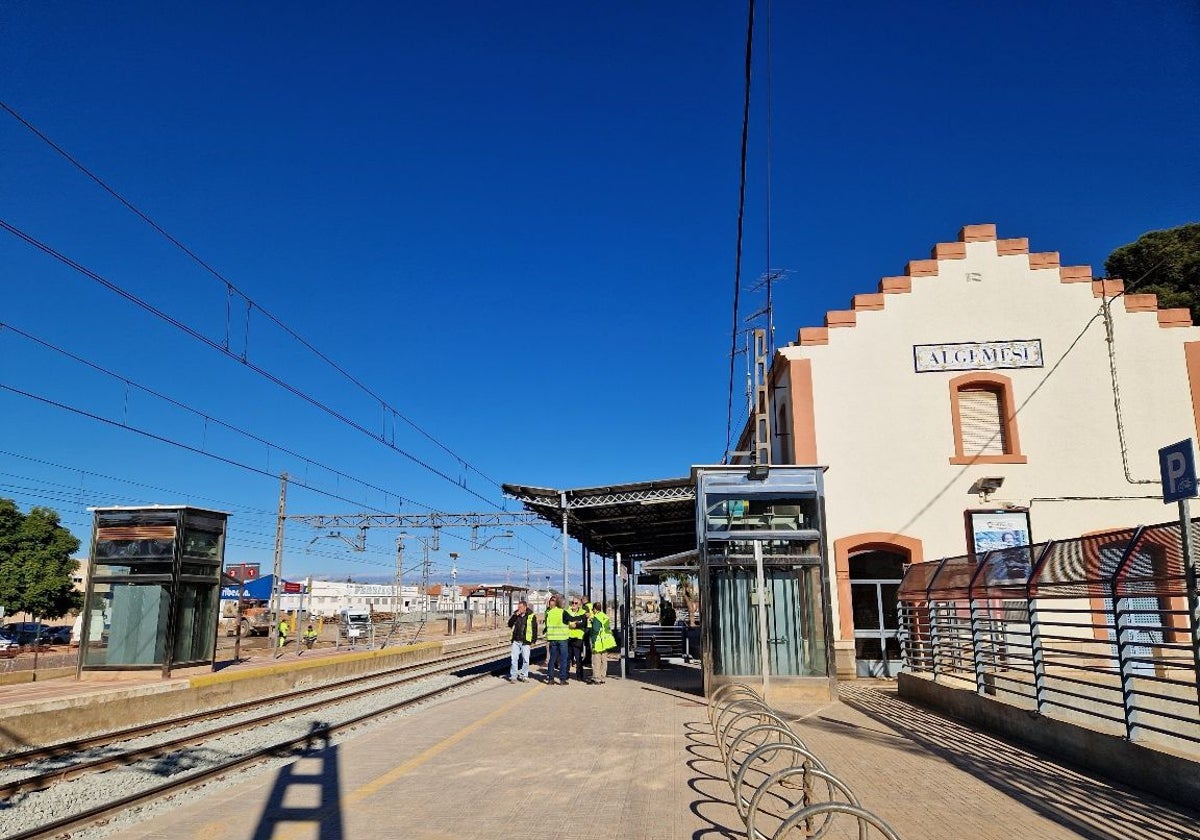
0, 632, 499, 750
79, 661, 1200, 840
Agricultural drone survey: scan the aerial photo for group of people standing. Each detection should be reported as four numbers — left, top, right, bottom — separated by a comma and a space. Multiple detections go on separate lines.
507, 594, 617, 685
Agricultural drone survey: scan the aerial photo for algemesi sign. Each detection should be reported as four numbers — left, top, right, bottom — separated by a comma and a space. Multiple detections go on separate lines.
913, 339, 1043, 372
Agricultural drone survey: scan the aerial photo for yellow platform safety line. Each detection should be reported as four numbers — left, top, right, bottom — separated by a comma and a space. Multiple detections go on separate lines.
190, 681, 539, 840
188, 641, 442, 689
349, 683, 536, 801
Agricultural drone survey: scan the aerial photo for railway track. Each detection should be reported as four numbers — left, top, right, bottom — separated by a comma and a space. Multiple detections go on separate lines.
1, 642, 520, 840
0, 639, 498, 772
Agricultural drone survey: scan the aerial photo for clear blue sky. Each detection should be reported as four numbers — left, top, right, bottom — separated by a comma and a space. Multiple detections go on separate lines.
1, 2, 1197, 587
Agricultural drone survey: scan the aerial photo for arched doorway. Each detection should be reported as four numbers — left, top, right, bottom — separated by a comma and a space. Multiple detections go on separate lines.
849, 550, 905, 677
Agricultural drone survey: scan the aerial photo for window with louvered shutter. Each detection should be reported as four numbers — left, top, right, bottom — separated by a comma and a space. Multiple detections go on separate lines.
958, 387, 1007, 455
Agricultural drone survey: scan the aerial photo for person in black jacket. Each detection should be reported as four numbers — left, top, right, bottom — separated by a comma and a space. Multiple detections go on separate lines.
507, 599, 538, 682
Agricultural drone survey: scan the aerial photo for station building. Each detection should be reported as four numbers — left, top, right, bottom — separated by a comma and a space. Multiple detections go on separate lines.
508, 223, 1199, 698
748, 223, 1200, 678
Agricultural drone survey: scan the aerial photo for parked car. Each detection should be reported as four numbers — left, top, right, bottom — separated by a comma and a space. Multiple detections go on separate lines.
43, 626, 72, 646
0, 634, 20, 658
3, 622, 53, 648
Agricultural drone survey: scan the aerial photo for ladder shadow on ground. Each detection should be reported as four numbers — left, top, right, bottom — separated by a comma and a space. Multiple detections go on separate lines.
251, 721, 345, 840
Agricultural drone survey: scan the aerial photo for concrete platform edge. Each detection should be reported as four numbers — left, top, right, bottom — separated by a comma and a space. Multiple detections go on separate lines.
0, 638, 459, 751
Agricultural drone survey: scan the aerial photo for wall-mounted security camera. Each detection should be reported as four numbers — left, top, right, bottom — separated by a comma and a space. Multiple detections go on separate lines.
969, 476, 1005, 501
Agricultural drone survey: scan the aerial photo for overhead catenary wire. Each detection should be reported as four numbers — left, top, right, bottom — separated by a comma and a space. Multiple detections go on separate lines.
0, 440, 564, 573
0, 98, 504, 494
0, 325, 563, 567
0, 219, 504, 511
0, 471, 560, 578
0, 100, 601, 568
0, 322, 415, 512
724, 0, 756, 463
0, 109, 627, 580
763, 0, 776, 356
1, 219, 561, 553
0, 380, 399, 513
0, 448, 274, 516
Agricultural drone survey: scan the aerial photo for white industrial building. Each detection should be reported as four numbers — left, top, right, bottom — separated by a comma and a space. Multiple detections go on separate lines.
276, 579, 552, 617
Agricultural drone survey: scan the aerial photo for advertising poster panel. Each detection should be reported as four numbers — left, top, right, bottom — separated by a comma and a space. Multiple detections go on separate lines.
968, 509, 1033, 585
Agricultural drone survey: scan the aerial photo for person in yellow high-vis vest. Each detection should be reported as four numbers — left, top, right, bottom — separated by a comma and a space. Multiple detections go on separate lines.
543, 595, 571, 684
276, 618, 289, 658
565, 597, 589, 683
588, 603, 617, 684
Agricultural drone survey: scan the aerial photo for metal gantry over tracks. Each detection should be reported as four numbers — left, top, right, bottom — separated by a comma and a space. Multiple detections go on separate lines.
285, 511, 543, 552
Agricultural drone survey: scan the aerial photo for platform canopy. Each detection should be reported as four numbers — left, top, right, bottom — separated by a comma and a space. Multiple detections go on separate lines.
465, 584, 529, 598
502, 477, 696, 562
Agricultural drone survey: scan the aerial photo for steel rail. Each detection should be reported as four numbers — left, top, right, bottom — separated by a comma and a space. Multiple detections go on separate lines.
0, 645, 507, 799
0, 640, 500, 771
5, 660, 507, 840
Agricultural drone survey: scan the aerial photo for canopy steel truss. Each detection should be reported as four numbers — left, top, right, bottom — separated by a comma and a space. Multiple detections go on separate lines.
503, 478, 697, 562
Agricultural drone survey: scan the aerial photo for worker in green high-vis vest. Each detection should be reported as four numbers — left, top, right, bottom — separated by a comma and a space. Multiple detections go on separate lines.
543, 594, 570, 685
588, 603, 617, 684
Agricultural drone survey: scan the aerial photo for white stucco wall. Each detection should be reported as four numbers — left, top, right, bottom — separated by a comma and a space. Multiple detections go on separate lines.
773, 230, 1200, 643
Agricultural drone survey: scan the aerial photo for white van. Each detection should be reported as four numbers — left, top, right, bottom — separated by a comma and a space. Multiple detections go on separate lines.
338, 609, 372, 642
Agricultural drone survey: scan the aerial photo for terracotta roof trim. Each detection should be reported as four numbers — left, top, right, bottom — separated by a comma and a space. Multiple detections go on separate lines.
788, 225, 1194, 347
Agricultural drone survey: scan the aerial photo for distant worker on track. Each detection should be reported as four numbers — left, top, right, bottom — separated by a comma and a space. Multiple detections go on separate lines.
277, 618, 289, 657
302, 624, 318, 653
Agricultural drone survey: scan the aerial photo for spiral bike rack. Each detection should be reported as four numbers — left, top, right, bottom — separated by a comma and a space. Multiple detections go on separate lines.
731, 740, 825, 820
718, 707, 802, 764
710, 682, 767, 724
725, 724, 815, 793
773, 803, 905, 840
746, 766, 861, 840
708, 686, 903, 839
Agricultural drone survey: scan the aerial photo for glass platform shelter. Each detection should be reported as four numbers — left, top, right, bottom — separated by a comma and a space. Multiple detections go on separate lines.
78, 505, 229, 678
695, 465, 836, 703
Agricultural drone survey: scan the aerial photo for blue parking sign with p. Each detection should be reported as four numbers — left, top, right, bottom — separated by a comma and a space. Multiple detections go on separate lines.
1159, 439, 1198, 504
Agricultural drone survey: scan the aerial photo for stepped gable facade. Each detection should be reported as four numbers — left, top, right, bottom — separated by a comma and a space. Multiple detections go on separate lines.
749, 223, 1200, 677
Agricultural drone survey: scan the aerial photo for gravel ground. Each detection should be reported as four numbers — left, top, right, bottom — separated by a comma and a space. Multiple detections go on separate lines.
2, 670, 494, 839
0, 650, 492, 771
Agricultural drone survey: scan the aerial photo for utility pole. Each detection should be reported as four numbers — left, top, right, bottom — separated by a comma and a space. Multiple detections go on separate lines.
296, 576, 312, 658
753, 327, 772, 466
392, 537, 404, 643
420, 541, 431, 638
560, 492, 569, 598
449, 552, 459, 635
269, 472, 288, 656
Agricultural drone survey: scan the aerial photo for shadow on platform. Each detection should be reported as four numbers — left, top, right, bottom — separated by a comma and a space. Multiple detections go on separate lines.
683, 718, 748, 839
838, 683, 1200, 840
621, 658, 704, 697
251, 721, 345, 840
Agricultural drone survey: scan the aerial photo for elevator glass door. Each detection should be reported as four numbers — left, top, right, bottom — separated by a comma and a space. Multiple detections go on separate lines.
709, 539, 827, 678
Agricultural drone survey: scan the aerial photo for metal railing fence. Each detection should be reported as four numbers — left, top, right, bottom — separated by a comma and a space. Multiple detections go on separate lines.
898, 520, 1200, 753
